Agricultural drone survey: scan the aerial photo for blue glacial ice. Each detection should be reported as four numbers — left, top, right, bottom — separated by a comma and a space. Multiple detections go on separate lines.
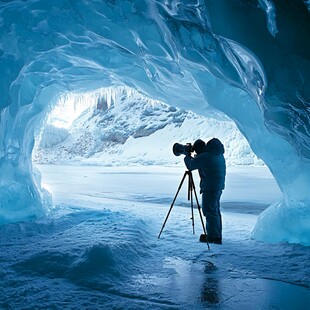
0, 0, 309, 245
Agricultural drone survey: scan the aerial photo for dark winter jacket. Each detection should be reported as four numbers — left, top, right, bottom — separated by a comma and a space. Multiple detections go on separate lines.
184, 142, 226, 192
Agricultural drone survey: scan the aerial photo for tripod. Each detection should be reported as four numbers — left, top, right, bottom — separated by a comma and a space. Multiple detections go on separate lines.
158, 170, 210, 249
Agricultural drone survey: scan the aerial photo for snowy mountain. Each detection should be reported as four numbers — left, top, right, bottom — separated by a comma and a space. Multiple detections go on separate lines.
33, 87, 261, 167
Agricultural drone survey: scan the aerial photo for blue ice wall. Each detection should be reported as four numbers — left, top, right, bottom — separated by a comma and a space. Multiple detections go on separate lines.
0, 0, 309, 244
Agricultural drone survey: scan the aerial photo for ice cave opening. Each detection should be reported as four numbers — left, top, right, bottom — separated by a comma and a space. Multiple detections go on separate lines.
0, 0, 309, 245
33, 86, 261, 167
30, 85, 309, 247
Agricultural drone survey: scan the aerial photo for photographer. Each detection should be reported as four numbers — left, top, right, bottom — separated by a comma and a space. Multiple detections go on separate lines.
184, 138, 226, 244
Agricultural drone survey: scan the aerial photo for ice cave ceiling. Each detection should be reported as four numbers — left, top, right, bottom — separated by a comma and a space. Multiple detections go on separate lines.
0, 0, 309, 244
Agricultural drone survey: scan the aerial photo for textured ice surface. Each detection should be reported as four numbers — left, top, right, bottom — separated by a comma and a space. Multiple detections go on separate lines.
0, 1, 309, 244
1, 166, 308, 309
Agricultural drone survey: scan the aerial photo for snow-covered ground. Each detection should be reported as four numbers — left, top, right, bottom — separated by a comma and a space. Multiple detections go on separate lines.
0, 165, 309, 309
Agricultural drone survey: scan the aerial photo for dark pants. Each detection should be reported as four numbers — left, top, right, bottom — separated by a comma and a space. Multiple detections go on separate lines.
202, 190, 222, 240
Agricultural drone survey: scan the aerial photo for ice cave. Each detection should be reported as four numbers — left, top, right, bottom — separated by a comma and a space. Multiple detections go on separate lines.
0, 0, 309, 247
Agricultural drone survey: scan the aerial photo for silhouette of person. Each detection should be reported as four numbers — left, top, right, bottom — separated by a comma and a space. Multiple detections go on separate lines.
184, 138, 226, 244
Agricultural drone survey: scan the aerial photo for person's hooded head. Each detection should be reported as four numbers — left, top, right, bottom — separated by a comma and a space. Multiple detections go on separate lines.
193, 139, 206, 155
205, 138, 225, 155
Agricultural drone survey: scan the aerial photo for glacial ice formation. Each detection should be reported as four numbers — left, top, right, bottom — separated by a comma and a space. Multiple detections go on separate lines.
0, 0, 309, 244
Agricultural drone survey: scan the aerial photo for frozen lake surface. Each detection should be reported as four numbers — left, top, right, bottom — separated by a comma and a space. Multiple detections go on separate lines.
0, 165, 309, 309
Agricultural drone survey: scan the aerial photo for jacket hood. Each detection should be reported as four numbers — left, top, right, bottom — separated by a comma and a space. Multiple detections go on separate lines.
205, 138, 225, 155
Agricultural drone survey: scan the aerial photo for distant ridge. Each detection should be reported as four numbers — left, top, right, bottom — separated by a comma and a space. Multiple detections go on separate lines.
33, 87, 262, 167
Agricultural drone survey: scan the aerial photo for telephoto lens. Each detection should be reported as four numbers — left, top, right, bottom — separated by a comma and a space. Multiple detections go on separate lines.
172, 143, 193, 156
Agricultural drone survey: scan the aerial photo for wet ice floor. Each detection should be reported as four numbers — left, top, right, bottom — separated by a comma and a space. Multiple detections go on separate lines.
0, 165, 309, 309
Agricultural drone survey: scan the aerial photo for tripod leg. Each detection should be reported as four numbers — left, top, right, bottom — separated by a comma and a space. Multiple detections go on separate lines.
188, 172, 195, 234
194, 190, 207, 235
158, 171, 188, 238
189, 172, 206, 235
189, 172, 210, 249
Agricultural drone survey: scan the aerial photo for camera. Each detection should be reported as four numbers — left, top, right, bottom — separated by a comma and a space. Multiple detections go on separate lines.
173, 143, 194, 156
